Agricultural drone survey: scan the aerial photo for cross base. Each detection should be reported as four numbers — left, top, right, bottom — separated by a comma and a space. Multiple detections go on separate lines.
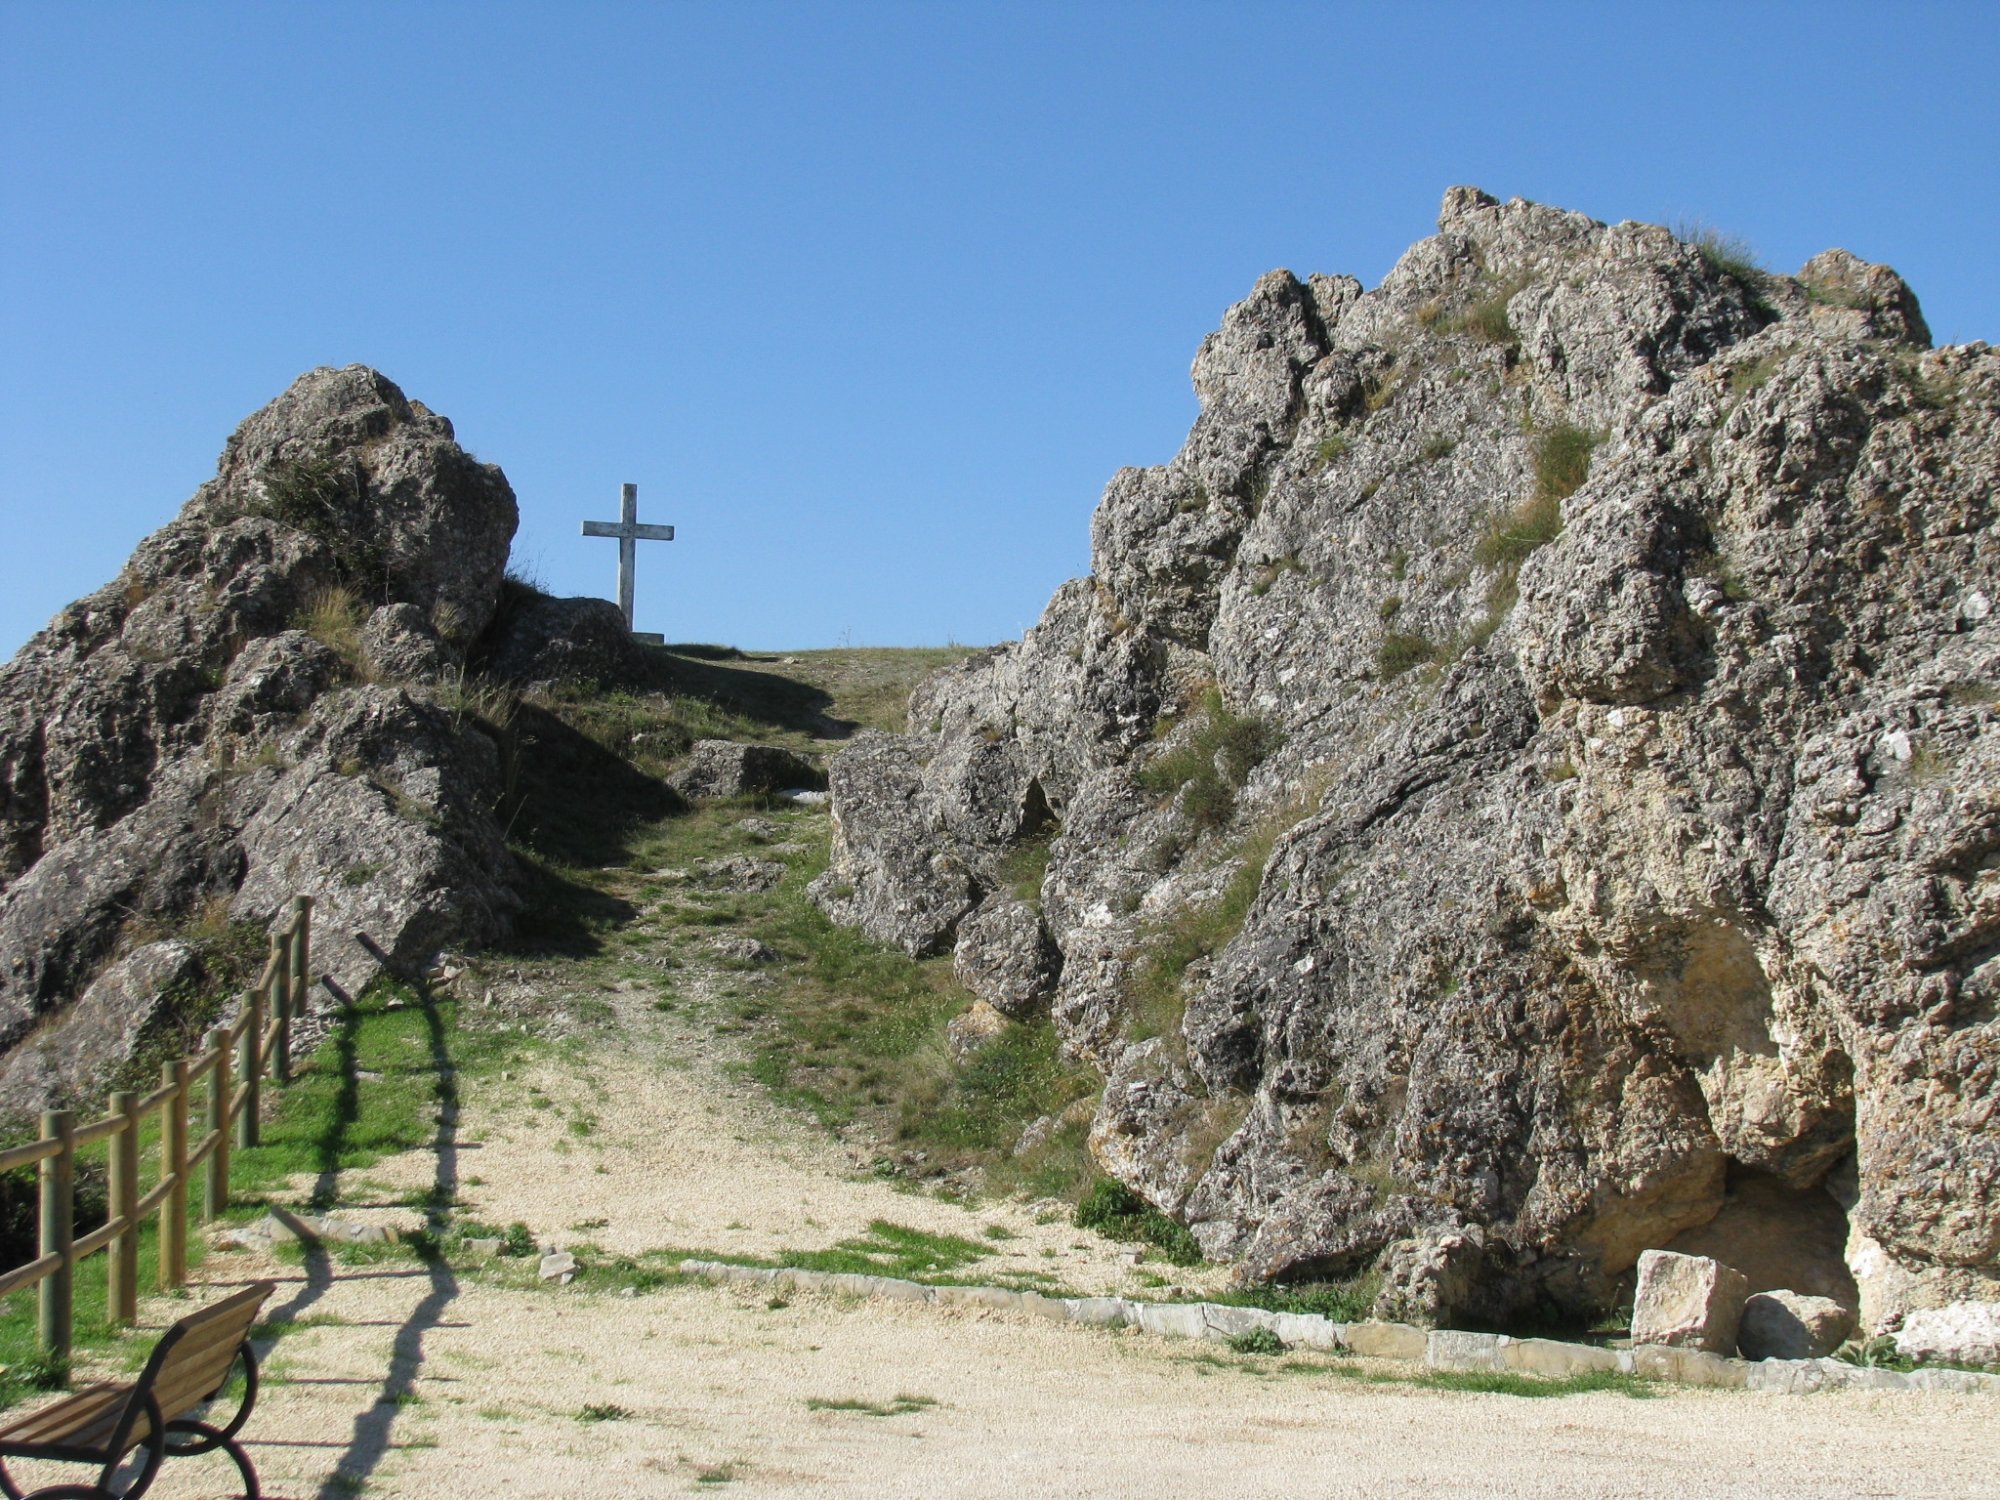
631, 631, 665, 646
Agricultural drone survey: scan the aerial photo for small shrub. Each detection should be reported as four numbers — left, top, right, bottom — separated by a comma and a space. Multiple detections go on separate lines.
297, 585, 369, 676
1455, 282, 1522, 346
1227, 1327, 1286, 1356
1376, 631, 1437, 680
501, 1222, 536, 1257
1315, 434, 1352, 467
1531, 424, 1596, 507
1074, 1179, 1202, 1266
1419, 435, 1456, 463
1214, 1273, 1382, 1323
1135, 688, 1279, 835
247, 457, 385, 590
1378, 596, 1402, 620
1676, 220, 1765, 285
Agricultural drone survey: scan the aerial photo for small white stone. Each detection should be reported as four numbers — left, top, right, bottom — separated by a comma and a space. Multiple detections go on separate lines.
539, 1251, 579, 1282
1880, 729, 1913, 763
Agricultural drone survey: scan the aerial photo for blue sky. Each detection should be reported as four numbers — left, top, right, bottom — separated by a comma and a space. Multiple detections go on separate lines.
3, 2, 1995, 654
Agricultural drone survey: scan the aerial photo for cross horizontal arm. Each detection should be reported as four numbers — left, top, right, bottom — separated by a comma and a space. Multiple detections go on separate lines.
581, 521, 676, 541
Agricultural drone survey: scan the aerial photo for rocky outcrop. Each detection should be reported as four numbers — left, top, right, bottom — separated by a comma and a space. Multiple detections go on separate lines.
813, 188, 2000, 1334
0, 366, 529, 1109
667, 741, 823, 802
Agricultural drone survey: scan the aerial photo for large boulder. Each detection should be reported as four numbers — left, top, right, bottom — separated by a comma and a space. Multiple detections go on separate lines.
667, 741, 823, 802
952, 894, 1060, 1018
1737, 1291, 1855, 1361
486, 593, 644, 688
1895, 1302, 2000, 1367
1631, 1250, 1750, 1354
0, 941, 202, 1120
814, 188, 1997, 1329
0, 368, 525, 1108
808, 734, 977, 957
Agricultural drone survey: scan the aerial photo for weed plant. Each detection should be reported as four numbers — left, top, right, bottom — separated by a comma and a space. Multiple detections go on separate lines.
1135, 688, 1278, 835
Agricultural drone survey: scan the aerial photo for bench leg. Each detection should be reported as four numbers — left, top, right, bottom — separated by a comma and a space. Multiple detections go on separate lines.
163, 1421, 257, 1500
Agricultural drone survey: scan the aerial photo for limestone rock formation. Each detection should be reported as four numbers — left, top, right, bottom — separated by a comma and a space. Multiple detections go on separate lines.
813, 188, 2000, 1334
0, 367, 529, 1113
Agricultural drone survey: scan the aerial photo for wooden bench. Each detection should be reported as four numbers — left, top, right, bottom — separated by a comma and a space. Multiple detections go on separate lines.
0, 1280, 274, 1500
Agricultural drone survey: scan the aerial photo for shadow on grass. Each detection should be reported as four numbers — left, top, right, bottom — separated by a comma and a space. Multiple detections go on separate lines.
311, 937, 461, 1500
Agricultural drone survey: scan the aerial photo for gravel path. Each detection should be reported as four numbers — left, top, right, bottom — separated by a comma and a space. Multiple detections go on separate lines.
17, 895, 1997, 1497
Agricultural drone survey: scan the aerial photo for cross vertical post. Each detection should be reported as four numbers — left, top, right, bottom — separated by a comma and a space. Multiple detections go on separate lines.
581, 482, 675, 637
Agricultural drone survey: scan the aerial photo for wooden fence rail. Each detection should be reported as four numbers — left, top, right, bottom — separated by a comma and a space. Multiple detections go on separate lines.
0, 895, 313, 1360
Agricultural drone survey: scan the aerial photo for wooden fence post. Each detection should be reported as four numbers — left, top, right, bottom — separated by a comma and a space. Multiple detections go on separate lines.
239, 952, 272, 1152
107, 1091, 139, 1326
161, 1058, 187, 1289
37, 1109, 74, 1360
273, 923, 294, 1087
203, 1028, 229, 1223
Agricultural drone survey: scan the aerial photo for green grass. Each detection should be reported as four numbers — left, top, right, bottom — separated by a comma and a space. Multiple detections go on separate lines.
1074, 1179, 1201, 1267
1450, 279, 1524, 347
1135, 688, 1279, 835
775, 1220, 990, 1279
0, 972, 519, 1411
805, 1393, 937, 1417
1227, 1327, 1286, 1355
1124, 788, 1316, 1052
1206, 1273, 1382, 1323
1376, 630, 1438, 681
577, 1402, 631, 1422
1677, 220, 1765, 286
719, 818, 1093, 1189
229, 978, 523, 1208
1315, 433, 1352, 467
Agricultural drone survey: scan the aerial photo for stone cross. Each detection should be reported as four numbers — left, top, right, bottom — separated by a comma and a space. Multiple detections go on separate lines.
580, 483, 674, 633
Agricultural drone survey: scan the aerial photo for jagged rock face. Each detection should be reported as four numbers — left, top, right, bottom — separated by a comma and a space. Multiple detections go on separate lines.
0, 367, 524, 1111
814, 188, 1999, 1332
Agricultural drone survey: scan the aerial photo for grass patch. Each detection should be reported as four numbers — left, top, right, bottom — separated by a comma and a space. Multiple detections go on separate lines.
1074, 1179, 1201, 1267
245, 456, 387, 592
1729, 352, 1783, 396
1135, 687, 1279, 836
1676, 219, 1765, 285
296, 584, 370, 678
805, 1393, 937, 1417
1228, 1327, 1286, 1355
577, 1402, 631, 1422
1376, 630, 1438, 681
1449, 278, 1524, 347
1207, 1273, 1382, 1323
1315, 434, 1352, 467
775, 1221, 990, 1280
996, 829, 1056, 906
1124, 786, 1319, 1050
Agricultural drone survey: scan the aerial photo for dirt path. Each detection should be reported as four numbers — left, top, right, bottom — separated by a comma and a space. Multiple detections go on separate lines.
14, 946, 1989, 1500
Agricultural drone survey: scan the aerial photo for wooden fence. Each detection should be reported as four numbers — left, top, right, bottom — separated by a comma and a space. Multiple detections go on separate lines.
0, 895, 313, 1359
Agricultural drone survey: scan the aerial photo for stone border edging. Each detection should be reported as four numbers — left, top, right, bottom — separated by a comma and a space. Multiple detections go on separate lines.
676, 1260, 2000, 1397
